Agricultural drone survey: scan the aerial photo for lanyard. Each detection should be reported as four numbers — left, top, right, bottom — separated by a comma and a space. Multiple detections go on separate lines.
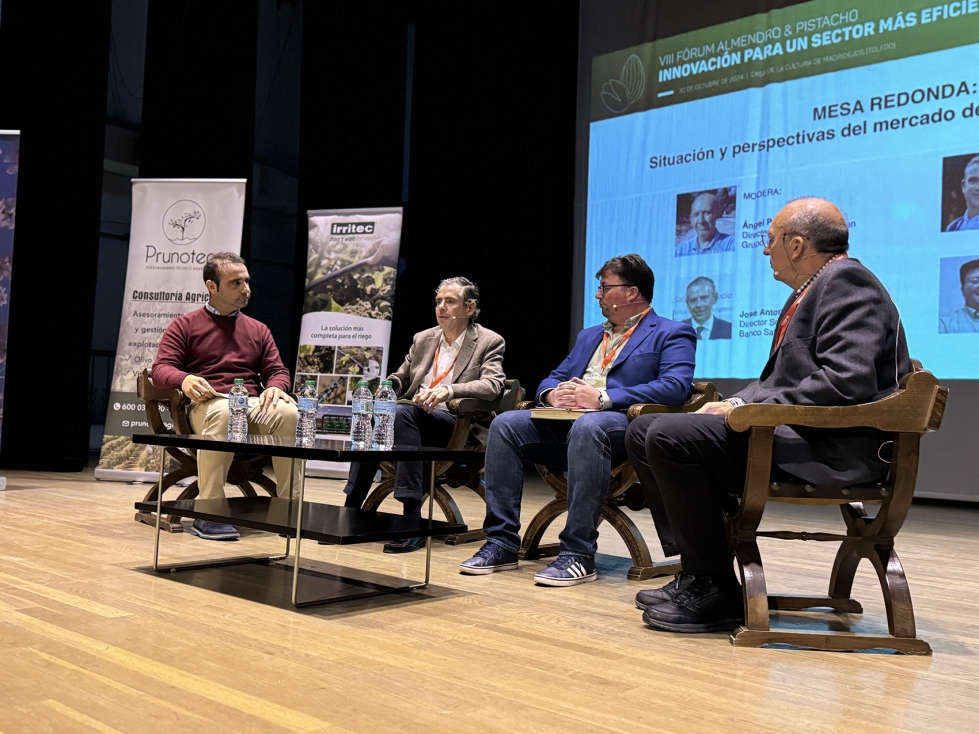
430, 342, 461, 388
772, 253, 846, 351
600, 308, 651, 371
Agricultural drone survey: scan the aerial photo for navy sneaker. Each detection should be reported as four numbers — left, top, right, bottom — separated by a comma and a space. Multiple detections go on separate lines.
641, 574, 744, 633
459, 542, 519, 575
635, 572, 696, 610
533, 554, 596, 587
188, 519, 240, 541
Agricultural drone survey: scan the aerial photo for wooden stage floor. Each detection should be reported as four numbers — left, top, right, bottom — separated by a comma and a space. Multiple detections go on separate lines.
0, 468, 976, 733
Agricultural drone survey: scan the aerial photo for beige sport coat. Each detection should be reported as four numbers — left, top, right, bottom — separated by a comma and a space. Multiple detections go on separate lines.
388, 323, 506, 402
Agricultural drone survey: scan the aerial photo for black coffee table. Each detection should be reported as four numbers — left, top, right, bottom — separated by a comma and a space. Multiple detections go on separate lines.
132, 434, 481, 607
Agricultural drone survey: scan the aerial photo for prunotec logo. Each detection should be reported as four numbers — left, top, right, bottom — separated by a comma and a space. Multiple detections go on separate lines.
331, 222, 375, 235
163, 200, 206, 245
601, 54, 645, 114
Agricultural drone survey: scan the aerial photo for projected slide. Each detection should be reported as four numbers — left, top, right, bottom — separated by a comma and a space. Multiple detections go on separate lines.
584, 0, 979, 378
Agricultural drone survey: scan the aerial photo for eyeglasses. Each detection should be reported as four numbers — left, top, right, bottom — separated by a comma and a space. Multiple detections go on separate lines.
596, 283, 635, 295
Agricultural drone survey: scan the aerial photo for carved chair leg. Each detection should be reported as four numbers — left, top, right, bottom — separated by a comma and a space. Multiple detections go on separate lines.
519, 499, 567, 560
734, 539, 770, 632
868, 543, 918, 639
362, 478, 396, 511
597, 504, 678, 580
827, 539, 863, 601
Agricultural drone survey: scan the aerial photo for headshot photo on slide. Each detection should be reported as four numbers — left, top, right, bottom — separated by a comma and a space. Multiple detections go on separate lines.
938, 256, 979, 333
675, 187, 737, 257
673, 274, 733, 341
941, 153, 979, 232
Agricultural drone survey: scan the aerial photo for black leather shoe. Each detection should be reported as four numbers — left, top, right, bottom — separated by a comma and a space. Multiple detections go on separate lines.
641, 574, 744, 633
635, 572, 695, 610
383, 537, 427, 554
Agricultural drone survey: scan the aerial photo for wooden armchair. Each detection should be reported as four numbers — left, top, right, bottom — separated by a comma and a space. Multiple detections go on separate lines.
133, 368, 277, 533
361, 379, 523, 545
518, 382, 718, 580
724, 366, 947, 654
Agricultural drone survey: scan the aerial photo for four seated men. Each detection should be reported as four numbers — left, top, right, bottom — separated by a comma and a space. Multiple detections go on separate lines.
154, 203, 912, 634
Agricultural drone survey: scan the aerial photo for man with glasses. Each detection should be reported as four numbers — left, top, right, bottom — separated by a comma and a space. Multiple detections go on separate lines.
460, 254, 696, 585
626, 197, 909, 633
341, 276, 505, 553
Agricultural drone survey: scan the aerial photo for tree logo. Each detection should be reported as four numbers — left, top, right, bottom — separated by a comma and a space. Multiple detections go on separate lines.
601, 54, 645, 114
162, 200, 206, 244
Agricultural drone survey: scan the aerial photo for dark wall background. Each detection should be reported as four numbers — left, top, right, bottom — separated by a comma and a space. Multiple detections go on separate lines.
0, 0, 112, 470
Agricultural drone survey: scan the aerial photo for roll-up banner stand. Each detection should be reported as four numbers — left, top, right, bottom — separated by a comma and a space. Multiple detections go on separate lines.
298, 207, 403, 478
0, 131, 20, 491
95, 179, 246, 482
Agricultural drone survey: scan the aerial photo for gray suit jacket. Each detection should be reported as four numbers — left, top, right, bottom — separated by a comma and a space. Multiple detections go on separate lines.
733, 257, 909, 489
388, 323, 506, 402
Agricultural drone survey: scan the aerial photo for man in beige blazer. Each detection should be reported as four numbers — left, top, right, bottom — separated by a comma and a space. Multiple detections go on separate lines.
343, 276, 506, 552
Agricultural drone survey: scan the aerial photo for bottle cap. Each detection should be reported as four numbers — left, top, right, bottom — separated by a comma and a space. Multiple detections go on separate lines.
233, 378, 244, 384
381, 380, 392, 386
305, 380, 315, 386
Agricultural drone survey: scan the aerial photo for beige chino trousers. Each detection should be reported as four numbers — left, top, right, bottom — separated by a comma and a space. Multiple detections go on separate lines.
187, 396, 301, 500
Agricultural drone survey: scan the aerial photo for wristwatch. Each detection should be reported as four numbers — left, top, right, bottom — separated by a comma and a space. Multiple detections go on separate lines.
599, 390, 612, 410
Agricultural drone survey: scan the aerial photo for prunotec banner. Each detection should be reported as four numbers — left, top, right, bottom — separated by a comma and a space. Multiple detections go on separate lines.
0, 131, 20, 479
297, 207, 402, 476
95, 179, 246, 481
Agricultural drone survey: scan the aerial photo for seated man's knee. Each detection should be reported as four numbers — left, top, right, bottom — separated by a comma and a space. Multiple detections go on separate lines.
643, 414, 694, 459
268, 400, 299, 432
197, 398, 230, 434
488, 409, 530, 441
394, 403, 424, 428
567, 416, 611, 450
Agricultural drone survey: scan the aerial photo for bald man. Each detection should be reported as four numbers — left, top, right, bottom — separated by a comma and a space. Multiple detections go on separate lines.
628, 197, 909, 633
675, 192, 735, 256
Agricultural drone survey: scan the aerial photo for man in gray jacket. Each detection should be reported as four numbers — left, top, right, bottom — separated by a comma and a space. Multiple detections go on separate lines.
626, 197, 909, 633
343, 276, 505, 553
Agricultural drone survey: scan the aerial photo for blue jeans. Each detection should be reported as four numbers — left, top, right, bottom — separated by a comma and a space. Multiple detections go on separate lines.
482, 410, 629, 558
343, 404, 456, 507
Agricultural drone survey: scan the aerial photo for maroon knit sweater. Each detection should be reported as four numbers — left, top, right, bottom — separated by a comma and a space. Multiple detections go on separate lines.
153, 308, 291, 397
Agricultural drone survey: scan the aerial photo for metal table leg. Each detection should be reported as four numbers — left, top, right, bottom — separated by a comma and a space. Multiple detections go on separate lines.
291, 458, 307, 607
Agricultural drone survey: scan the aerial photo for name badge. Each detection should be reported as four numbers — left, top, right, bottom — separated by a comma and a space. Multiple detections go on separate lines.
586, 377, 606, 389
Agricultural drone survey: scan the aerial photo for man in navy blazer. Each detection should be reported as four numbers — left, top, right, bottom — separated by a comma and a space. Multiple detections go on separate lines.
460, 254, 696, 586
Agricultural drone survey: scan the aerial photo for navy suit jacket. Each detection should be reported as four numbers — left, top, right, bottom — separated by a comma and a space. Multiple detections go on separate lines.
536, 310, 696, 410
683, 316, 732, 339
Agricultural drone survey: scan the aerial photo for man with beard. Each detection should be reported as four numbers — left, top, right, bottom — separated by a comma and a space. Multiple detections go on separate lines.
460, 254, 696, 586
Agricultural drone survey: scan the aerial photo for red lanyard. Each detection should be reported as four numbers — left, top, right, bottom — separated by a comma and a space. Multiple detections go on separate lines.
773, 253, 846, 351
430, 342, 461, 388
600, 308, 650, 371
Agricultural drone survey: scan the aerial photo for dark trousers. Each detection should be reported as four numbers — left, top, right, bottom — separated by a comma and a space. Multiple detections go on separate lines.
625, 413, 750, 575
343, 404, 456, 509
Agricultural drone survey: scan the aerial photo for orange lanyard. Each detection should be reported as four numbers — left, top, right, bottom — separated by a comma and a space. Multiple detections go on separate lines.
430, 342, 461, 388
773, 253, 846, 351
600, 308, 650, 371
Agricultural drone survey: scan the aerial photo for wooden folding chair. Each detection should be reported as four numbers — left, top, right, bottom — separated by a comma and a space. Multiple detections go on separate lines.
133, 368, 277, 533
518, 383, 718, 580
725, 365, 946, 653
361, 379, 523, 545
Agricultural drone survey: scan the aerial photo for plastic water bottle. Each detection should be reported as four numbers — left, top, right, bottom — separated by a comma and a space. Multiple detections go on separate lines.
373, 380, 396, 450
350, 380, 373, 450
296, 380, 317, 445
228, 379, 249, 441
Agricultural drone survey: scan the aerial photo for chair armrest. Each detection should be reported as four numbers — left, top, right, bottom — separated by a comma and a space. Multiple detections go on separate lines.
137, 369, 189, 408
725, 371, 945, 434
447, 380, 523, 416
627, 382, 719, 422
516, 400, 536, 410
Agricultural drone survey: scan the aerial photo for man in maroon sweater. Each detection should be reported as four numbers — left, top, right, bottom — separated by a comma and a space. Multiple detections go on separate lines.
153, 252, 299, 541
